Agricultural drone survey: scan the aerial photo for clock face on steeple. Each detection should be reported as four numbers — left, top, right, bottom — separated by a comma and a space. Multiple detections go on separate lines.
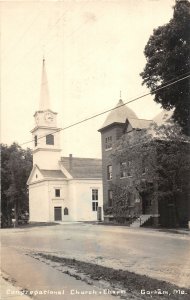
44, 112, 54, 123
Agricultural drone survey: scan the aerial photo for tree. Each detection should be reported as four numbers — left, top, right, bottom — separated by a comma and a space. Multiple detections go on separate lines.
140, 0, 190, 135
1, 143, 32, 227
110, 122, 190, 227
1, 144, 12, 226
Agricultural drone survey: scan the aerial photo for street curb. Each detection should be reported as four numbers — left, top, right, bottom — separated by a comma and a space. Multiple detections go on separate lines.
0, 272, 31, 300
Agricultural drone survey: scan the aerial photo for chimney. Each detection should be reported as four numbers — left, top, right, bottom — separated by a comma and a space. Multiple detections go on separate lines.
69, 154, 73, 170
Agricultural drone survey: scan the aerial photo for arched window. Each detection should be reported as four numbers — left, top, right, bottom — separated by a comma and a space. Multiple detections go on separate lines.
46, 134, 54, 145
64, 207, 69, 215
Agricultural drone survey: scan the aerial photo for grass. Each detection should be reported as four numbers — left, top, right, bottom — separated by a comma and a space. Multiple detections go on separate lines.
36, 253, 190, 300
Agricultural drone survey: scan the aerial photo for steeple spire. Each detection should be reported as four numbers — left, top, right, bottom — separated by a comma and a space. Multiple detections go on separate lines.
118, 90, 123, 106
39, 58, 51, 111
120, 90, 122, 99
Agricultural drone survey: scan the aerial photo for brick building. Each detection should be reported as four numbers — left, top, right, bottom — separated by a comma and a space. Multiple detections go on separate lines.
98, 98, 190, 228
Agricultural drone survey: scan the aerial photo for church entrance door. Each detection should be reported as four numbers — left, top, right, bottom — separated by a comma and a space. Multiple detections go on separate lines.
54, 207, 62, 221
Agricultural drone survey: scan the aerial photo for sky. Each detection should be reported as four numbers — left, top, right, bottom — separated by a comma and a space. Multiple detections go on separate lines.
1, 0, 175, 158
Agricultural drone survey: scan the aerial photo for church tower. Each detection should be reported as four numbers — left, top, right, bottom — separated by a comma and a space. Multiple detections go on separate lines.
31, 59, 61, 170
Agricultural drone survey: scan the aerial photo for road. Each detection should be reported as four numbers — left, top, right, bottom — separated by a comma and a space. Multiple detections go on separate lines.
1, 223, 190, 298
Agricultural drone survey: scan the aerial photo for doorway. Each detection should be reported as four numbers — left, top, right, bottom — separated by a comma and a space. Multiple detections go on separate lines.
54, 207, 62, 221
141, 193, 151, 214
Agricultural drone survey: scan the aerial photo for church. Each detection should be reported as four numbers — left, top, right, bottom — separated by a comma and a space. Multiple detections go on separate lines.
27, 60, 103, 222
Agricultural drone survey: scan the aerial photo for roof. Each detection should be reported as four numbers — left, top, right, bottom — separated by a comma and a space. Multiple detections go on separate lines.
99, 99, 137, 131
128, 118, 153, 130
153, 109, 173, 126
60, 157, 102, 179
40, 169, 66, 178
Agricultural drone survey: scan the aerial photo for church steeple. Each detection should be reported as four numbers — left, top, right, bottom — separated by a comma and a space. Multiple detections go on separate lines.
39, 58, 51, 111
33, 58, 57, 128
31, 59, 61, 170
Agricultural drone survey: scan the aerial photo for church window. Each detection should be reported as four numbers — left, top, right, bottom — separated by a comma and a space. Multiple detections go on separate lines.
64, 207, 69, 215
46, 134, 54, 145
92, 189, 98, 201
108, 190, 113, 207
107, 165, 112, 180
34, 135, 38, 147
105, 136, 112, 150
92, 189, 98, 211
55, 189, 60, 197
92, 202, 98, 211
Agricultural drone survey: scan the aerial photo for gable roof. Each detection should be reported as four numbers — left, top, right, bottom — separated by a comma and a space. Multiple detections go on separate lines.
40, 169, 66, 178
27, 164, 42, 185
60, 157, 102, 179
127, 118, 153, 130
27, 165, 66, 185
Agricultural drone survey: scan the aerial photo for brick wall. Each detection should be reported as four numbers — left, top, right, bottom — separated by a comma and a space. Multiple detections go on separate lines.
100, 124, 125, 206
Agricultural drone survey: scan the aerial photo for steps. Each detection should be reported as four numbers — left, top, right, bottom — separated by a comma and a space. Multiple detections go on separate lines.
130, 214, 152, 228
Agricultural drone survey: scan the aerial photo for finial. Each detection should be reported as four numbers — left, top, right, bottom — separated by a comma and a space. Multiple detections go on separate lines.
42, 44, 45, 62
42, 44, 46, 67
120, 90, 122, 99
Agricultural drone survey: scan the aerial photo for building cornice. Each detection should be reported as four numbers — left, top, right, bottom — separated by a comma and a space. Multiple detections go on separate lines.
31, 126, 61, 133
69, 178, 102, 181
32, 148, 61, 154
29, 178, 69, 186
98, 122, 125, 133
33, 109, 57, 117
29, 177, 102, 186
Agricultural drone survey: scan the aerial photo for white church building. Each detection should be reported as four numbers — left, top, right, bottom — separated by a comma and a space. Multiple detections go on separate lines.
27, 60, 103, 222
